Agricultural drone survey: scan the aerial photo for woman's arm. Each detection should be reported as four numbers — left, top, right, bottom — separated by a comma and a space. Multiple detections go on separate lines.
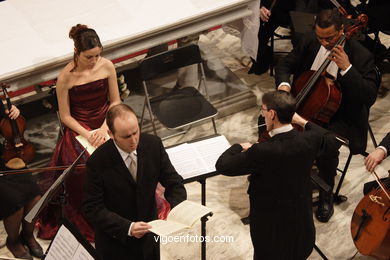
56, 73, 92, 140
89, 59, 122, 147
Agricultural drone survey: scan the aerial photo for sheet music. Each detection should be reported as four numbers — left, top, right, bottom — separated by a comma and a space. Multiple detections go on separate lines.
45, 225, 93, 260
148, 219, 188, 236
166, 135, 230, 179
148, 200, 212, 236
76, 130, 110, 155
166, 143, 210, 179
190, 135, 231, 172
167, 200, 212, 227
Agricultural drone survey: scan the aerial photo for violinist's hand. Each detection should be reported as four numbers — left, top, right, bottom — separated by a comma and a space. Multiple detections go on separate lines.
260, 7, 271, 22
5, 105, 20, 120
364, 148, 386, 172
292, 113, 308, 127
330, 45, 351, 71
240, 142, 252, 152
131, 221, 152, 238
88, 128, 108, 148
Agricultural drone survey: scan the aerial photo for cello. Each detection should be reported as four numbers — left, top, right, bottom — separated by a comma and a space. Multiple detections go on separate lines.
350, 168, 390, 259
291, 14, 368, 126
0, 83, 35, 164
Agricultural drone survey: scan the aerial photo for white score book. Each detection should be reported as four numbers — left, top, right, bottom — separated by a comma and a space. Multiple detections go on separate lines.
148, 200, 212, 236
75, 130, 110, 155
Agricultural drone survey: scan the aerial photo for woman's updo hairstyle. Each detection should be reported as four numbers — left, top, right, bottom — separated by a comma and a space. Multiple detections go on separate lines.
69, 24, 102, 68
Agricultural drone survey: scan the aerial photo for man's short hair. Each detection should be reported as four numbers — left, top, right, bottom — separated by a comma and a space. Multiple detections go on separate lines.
262, 90, 296, 124
106, 104, 136, 133
315, 9, 343, 31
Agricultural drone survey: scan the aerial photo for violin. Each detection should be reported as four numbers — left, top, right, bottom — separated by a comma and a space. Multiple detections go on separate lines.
0, 83, 35, 164
350, 168, 390, 259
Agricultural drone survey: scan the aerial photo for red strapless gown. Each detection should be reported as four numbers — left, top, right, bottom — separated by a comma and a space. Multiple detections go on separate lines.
37, 78, 170, 242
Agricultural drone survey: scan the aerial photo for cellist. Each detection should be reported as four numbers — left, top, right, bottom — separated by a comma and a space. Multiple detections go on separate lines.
276, 9, 378, 222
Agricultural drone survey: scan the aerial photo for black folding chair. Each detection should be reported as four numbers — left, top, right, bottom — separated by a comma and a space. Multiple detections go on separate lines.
139, 44, 218, 137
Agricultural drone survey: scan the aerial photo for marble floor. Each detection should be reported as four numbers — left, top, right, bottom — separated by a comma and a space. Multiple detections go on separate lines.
1, 27, 390, 260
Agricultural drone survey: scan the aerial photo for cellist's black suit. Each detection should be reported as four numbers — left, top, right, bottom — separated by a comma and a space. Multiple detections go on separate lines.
216, 122, 336, 260
379, 133, 390, 152
275, 32, 378, 189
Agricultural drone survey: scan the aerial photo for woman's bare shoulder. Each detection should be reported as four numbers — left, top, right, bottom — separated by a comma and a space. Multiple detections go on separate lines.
57, 63, 75, 89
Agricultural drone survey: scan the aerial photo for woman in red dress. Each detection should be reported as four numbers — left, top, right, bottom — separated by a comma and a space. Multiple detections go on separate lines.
37, 24, 170, 242
37, 24, 121, 241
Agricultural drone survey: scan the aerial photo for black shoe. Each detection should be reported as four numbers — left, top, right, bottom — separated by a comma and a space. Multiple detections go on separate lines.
20, 235, 44, 259
315, 192, 334, 223
248, 62, 269, 75
6, 237, 33, 260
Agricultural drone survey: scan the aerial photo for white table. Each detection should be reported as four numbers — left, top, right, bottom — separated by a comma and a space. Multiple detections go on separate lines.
0, 0, 255, 94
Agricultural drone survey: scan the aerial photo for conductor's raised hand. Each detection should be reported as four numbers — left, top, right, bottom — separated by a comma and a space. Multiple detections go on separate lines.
240, 142, 253, 152
131, 222, 152, 238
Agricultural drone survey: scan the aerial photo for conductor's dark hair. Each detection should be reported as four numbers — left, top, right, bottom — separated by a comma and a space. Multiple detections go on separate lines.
106, 104, 137, 134
315, 9, 343, 31
261, 90, 296, 124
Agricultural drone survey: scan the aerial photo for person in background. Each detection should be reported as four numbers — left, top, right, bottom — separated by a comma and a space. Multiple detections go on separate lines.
0, 105, 43, 260
275, 9, 378, 222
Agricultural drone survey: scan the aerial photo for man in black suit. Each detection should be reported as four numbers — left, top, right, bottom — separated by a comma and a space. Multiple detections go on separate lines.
216, 90, 337, 260
365, 133, 390, 172
83, 104, 186, 260
275, 9, 378, 222
249, 0, 295, 75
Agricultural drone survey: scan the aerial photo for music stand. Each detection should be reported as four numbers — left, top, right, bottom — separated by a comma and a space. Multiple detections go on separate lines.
25, 150, 86, 223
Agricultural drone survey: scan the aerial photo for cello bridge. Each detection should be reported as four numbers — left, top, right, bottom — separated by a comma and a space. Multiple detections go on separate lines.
369, 195, 385, 207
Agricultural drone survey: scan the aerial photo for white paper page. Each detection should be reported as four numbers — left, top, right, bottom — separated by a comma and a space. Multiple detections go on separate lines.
166, 143, 209, 179
167, 200, 212, 228
191, 135, 230, 172
75, 130, 110, 156
45, 225, 79, 260
148, 219, 188, 237
73, 245, 94, 260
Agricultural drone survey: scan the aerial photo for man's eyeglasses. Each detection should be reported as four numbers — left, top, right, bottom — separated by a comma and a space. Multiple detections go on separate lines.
260, 106, 270, 116
315, 32, 339, 42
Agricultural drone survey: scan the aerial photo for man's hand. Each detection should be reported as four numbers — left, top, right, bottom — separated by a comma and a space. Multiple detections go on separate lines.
240, 142, 253, 152
5, 105, 20, 120
364, 148, 386, 172
330, 45, 351, 71
130, 222, 152, 238
292, 113, 308, 127
260, 7, 271, 22
277, 85, 291, 92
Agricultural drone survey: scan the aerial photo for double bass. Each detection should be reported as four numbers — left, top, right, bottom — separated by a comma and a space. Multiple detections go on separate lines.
351, 169, 390, 259
0, 83, 35, 164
